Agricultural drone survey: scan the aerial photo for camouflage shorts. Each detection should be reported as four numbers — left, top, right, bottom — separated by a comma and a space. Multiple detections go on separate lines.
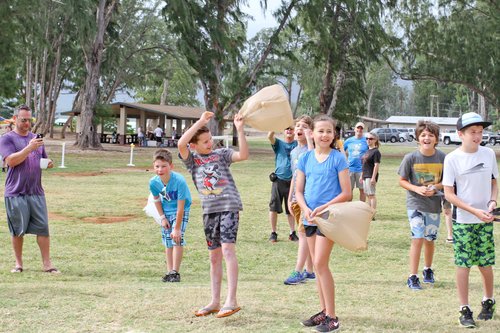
203, 211, 239, 250
453, 222, 495, 268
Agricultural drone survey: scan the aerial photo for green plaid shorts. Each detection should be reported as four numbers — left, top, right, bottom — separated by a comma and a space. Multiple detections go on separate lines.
453, 222, 495, 268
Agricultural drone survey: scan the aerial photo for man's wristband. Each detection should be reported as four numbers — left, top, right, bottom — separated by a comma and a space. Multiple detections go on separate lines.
160, 214, 166, 220
487, 200, 497, 207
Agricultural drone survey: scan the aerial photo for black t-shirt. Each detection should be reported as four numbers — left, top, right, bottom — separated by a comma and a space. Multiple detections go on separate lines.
362, 148, 381, 180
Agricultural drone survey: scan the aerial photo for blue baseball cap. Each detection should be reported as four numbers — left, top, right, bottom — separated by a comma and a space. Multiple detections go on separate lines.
456, 112, 491, 131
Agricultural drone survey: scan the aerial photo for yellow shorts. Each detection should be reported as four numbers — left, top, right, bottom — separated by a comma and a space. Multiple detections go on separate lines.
291, 202, 306, 233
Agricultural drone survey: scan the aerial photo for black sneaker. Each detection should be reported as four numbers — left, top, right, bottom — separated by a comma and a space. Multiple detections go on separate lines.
422, 268, 435, 283
407, 275, 422, 290
289, 231, 299, 242
313, 315, 340, 332
161, 272, 172, 282
459, 306, 476, 328
269, 232, 278, 243
477, 299, 495, 320
169, 271, 181, 282
301, 310, 326, 327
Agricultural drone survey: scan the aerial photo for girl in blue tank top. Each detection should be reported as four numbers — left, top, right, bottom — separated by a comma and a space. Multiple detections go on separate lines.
295, 115, 351, 332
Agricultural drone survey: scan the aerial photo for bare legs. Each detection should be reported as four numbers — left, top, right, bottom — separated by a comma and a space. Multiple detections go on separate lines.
203, 243, 239, 311
165, 246, 184, 272
409, 238, 434, 275
12, 235, 54, 271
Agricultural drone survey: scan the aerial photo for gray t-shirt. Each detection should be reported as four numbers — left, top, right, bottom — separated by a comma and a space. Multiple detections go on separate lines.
397, 149, 446, 213
181, 148, 243, 214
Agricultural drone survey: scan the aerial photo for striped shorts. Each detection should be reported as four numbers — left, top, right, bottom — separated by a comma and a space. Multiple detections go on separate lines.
161, 211, 189, 248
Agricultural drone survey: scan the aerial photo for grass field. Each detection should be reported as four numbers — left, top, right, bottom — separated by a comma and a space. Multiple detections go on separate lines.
0, 139, 499, 332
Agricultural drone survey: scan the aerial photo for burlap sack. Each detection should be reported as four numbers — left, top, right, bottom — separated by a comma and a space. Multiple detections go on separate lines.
313, 201, 375, 252
143, 194, 162, 225
238, 84, 294, 132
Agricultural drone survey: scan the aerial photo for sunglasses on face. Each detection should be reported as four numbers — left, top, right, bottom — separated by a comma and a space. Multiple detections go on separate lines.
366, 137, 375, 141
285, 128, 293, 131
18, 117, 32, 123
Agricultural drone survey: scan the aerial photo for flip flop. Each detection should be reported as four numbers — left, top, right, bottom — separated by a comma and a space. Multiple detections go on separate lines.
446, 238, 454, 244
215, 306, 241, 318
10, 267, 23, 273
44, 268, 61, 274
194, 307, 220, 317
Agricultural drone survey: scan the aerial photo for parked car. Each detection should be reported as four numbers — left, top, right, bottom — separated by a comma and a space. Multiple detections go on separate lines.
408, 128, 416, 140
396, 128, 413, 142
342, 129, 355, 139
440, 129, 488, 145
483, 131, 499, 145
371, 128, 400, 143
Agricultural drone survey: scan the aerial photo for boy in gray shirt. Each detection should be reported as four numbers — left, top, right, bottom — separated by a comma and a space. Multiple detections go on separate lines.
179, 111, 248, 319
398, 120, 446, 290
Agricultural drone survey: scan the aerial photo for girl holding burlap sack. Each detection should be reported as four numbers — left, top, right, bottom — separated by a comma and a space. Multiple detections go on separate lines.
295, 115, 351, 332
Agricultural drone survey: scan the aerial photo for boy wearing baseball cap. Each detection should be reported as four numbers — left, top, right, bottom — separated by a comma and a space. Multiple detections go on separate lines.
443, 112, 498, 328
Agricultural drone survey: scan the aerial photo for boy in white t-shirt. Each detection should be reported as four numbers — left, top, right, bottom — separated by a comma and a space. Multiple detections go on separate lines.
443, 112, 498, 328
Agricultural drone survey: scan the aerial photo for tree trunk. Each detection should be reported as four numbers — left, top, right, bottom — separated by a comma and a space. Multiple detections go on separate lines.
25, 55, 32, 108
76, 0, 117, 149
33, 59, 39, 114
319, 51, 334, 114
160, 78, 169, 105
326, 68, 346, 117
367, 85, 374, 118
33, 46, 48, 133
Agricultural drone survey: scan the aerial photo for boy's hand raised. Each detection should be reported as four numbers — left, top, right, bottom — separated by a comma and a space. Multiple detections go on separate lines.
234, 114, 244, 131
200, 111, 215, 125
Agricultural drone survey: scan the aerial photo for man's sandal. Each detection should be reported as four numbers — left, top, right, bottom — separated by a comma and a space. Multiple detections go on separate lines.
10, 267, 23, 273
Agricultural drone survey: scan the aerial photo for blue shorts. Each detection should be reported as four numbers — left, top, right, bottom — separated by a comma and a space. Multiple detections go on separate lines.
407, 210, 440, 241
161, 211, 189, 248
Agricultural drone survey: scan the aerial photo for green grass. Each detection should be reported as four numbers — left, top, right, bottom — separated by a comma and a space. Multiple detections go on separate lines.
0, 140, 499, 332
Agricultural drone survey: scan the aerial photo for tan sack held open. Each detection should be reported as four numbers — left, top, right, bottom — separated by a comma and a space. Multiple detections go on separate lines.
238, 84, 294, 132
313, 201, 375, 252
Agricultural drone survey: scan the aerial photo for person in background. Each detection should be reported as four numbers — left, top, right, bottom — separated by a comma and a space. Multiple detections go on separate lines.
268, 127, 298, 242
343, 122, 368, 202
284, 115, 315, 285
360, 132, 381, 213
137, 126, 145, 147
0, 105, 59, 274
154, 125, 164, 147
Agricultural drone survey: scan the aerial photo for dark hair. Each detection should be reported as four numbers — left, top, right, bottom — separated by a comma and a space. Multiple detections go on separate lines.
312, 114, 337, 149
153, 149, 172, 163
15, 104, 31, 115
189, 125, 210, 144
415, 120, 440, 147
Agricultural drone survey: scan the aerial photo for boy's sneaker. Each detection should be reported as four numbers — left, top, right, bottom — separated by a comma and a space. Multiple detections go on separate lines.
302, 270, 316, 281
459, 306, 476, 328
161, 272, 172, 282
407, 275, 422, 290
313, 315, 340, 332
422, 268, 435, 284
301, 310, 326, 327
162, 270, 180, 282
269, 232, 278, 243
477, 299, 495, 320
169, 271, 181, 282
284, 270, 305, 285
289, 231, 299, 241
